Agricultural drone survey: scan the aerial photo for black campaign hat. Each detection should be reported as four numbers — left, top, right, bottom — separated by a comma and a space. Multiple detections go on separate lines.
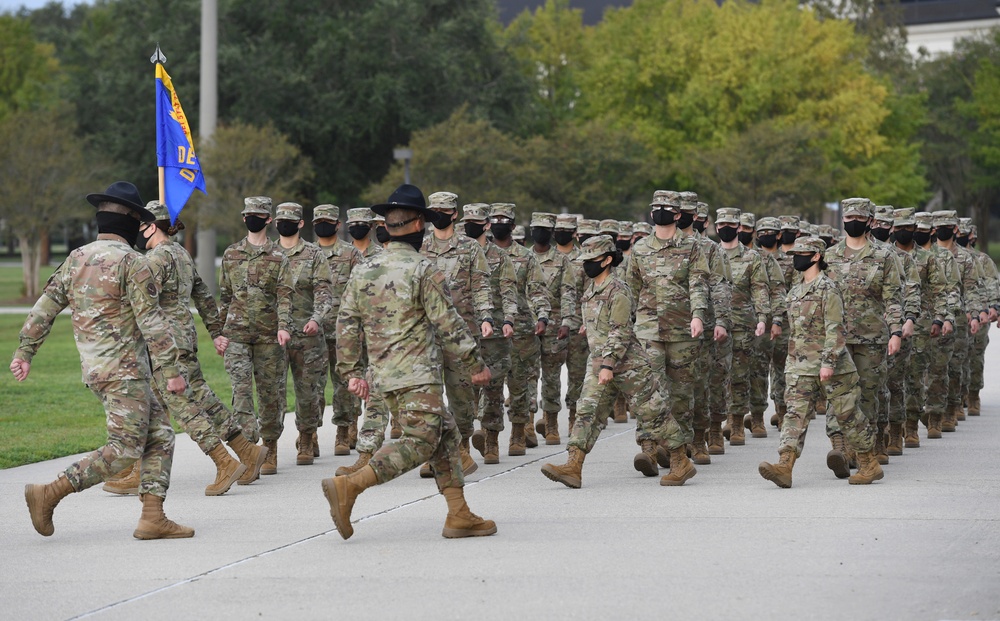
86, 181, 155, 222
370, 184, 438, 222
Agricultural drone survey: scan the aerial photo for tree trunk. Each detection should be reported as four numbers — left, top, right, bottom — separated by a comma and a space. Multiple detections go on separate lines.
185, 222, 197, 256
18, 234, 43, 301
976, 201, 990, 256
40, 229, 50, 267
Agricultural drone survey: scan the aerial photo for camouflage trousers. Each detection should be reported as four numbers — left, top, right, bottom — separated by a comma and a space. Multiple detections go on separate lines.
538, 333, 568, 414
922, 331, 955, 418
780, 371, 873, 457
640, 339, 699, 445
477, 337, 512, 432
225, 341, 287, 443
444, 342, 479, 439
728, 330, 757, 418
842, 343, 886, 427
282, 333, 328, 433
564, 330, 589, 410
750, 334, 772, 416
905, 331, 929, 422
885, 337, 912, 424
506, 333, 540, 425
369, 384, 464, 492
770, 331, 789, 408
320, 338, 361, 428
354, 371, 394, 455
63, 379, 174, 497
970, 322, 989, 392
152, 350, 236, 454
948, 322, 970, 408
694, 331, 731, 431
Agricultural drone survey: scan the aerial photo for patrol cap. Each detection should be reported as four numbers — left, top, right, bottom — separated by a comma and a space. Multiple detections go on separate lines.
634, 222, 653, 236
740, 212, 756, 229
490, 203, 516, 220
145, 200, 169, 222
756, 216, 780, 232
242, 196, 272, 217
790, 236, 827, 255
313, 204, 340, 222
372, 214, 385, 224
651, 190, 681, 209
678, 191, 699, 213
578, 219, 600, 235
933, 210, 958, 227
915, 212, 934, 230
841, 197, 874, 218
619, 221, 634, 237
696, 202, 709, 218
461, 203, 491, 222
892, 208, 915, 227
804, 223, 820, 236
874, 205, 894, 224
428, 191, 458, 210
512, 225, 525, 240
347, 207, 375, 223
274, 202, 303, 221
715, 207, 741, 225
599, 219, 620, 235
779, 215, 800, 231
531, 212, 557, 228
958, 217, 973, 234
818, 224, 835, 238
578, 235, 617, 262
555, 214, 578, 230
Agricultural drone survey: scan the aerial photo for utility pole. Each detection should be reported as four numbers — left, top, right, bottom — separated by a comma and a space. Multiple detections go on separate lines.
197, 0, 219, 294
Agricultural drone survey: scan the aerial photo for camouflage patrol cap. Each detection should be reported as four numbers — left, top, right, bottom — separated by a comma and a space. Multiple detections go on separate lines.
915, 212, 934, 231
756, 216, 780, 232
274, 202, 303, 221
790, 236, 826, 255
892, 208, 915, 227
696, 202, 709, 218
779, 215, 800, 231
619, 221, 634, 237
651, 190, 681, 209
512, 225, 525, 240
578, 235, 617, 262
347, 207, 375, 223
841, 197, 874, 218
372, 213, 385, 224
634, 222, 653, 236
460, 203, 491, 222
531, 212, 557, 228
818, 224, 835, 238
715, 208, 741, 225
578, 219, 600, 235
740, 212, 756, 229
958, 217, 973, 234
490, 203, 516, 220
555, 214, 578, 230
428, 191, 458, 210
678, 191, 699, 213
874, 205, 894, 224
313, 204, 340, 222
242, 196, 272, 216
599, 219, 620, 235
805, 223, 821, 236
933, 210, 958, 227
145, 200, 169, 222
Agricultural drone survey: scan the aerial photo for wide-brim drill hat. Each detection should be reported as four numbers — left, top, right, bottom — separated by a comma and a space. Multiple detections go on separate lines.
371, 184, 438, 222
86, 181, 154, 222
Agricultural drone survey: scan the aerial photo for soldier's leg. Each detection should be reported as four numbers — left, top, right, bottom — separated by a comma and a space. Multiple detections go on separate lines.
290, 335, 327, 433
539, 333, 568, 441
826, 372, 874, 454
627, 363, 683, 450
182, 351, 239, 441
905, 333, 929, 424
151, 364, 222, 455
443, 347, 479, 440
711, 336, 733, 447
770, 331, 789, 425
254, 342, 289, 443
224, 341, 259, 442
750, 334, 772, 417
479, 339, 512, 432
886, 338, 911, 454
137, 384, 176, 497
328, 342, 363, 429
924, 333, 955, 436
507, 335, 538, 426
567, 367, 612, 454
356, 384, 391, 455
842, 343, 885, 428
969, 324, 988, 414
640, 340, 668, 436
729, 330, 755, 438
663, 340, 701, 445
778, 373, 813, 457
947, 326, 969, 427
691, 333, 712, 438
565, 331, 588, 415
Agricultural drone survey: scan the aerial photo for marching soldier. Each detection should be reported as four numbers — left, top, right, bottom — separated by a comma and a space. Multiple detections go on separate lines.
554, 214, 588, 431
749, 217, 786, 442
964, 223, 999, 415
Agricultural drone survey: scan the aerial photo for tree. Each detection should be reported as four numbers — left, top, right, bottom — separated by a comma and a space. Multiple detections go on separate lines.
0, 15, 62, 121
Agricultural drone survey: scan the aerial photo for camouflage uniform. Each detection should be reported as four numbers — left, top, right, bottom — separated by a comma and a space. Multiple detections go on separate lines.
966, 225, 999, 402
219, 197, 294, 443
556, 214, 589, 417
770, 216, 801, 416
752, 217, 787, 421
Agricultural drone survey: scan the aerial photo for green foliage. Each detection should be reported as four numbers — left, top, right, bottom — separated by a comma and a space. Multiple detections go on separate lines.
0, 14, 62, 120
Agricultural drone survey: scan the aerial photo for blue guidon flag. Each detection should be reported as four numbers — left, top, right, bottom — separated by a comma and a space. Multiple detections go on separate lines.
155, 62, 206, 224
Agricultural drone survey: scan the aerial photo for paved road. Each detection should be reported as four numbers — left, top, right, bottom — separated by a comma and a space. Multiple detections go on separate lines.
2, 343, 999, 621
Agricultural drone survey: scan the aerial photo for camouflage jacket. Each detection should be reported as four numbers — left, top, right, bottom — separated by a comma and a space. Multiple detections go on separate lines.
824, 240, 903, 344
760, 250, 788, 325
946, 243, 986, 323
723, 243, 770, 330
969, 247, 1000, 310
785, 274, 855, 376
15, 238, 181, 383
145, 240, 223, 354
219, 237, 294, 344
337, 241, 485, 392
930, 244, 965, 323
532, 245, 577, 329
776, 248, 800, 291
694, 232, 733, 332
559, 246, 586, 331
317, 239, 361, 341
353, 239, 382, 260
482, 241, 519, 338
627, 229, 710, 343
277, 239, 335, 337
905, 244, 956, 333
498, 241, 551, 333
888, 244, 922, 324
582, 274, 644, 373
421, 232, 493, 335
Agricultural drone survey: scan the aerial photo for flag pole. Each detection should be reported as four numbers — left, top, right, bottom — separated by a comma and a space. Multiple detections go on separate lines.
151, 44, 167, 206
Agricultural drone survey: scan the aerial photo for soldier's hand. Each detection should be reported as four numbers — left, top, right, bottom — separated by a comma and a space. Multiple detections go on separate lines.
303, 320, 320, 336
598, 368, 613, 385
819, 366, 834, 382
970, 318, 980, 335
535, 320, 547, 336
990, 308, 998, 322
277, 330, 291, 346
754, 322, 766, 338
713, 325, 727, 342
9, 358, 30, 382
348, 378, 370, 400
213, 336, 229, 356
770, 323, 782, 340
980, 311, 989, 324
471, 366, 492, 386
481, 321, 494, 338
166, 376, 187, 394
502, 324, 514, 338
691, 318, 704, 339
942, 320, 954, 336
930, 323, 941, 338
557, 326, 570, 340
888, 334, 902, 356
579, 326, 587, 335
902, 319, 915, 339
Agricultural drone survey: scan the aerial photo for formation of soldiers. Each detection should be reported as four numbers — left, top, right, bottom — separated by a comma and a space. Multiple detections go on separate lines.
12, 180, 998, 541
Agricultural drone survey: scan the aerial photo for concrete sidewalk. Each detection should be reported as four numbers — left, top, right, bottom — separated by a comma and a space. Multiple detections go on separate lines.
2, 348, 999, 621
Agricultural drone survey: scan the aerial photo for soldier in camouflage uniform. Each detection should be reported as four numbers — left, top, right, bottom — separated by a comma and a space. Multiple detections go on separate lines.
577, 218, 600, 245
491, 203, 551, 454
421, 191, 494, 475
758, 237, 882, 488
750, 217, 787, 440
323, 184, 495, 540
766, 215, 801, 427
627, 190, 710, 475
274, 203, 334, 466
541, 237, 695, 488
512, 225, 526, 245
965, 223, 999, 415
633, 222, 652, 244
554, 214, 589, 430
348, 207, 382, 260
738, 212, 757, 248
824, 198, 903, 469
219, 196, 294, 475
15, 182, 194, 539
463, 204, 518, 464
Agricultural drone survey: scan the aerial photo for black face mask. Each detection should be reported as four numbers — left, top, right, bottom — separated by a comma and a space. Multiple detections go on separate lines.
430, 212, 455, 230
375, 226, 391, 244
392, 228, 426, 252
957, 235, 970, 247
913, 231, 931, 246
822, 237, 835, 248
615, 239, 631, 252
793, 255, 817, 272
314, 221, 338, 238
134, 225, 154, 251
245, 215, 269, 233
693, 219, 707, 233
554, 230, 575, 246
738, 231, 754, 246
894, 230, 914, 246
677, 213, 695, 229
611, 249, 624, 267
583, 258, 608, 279
349, 224, 371, 240
96, 211, 141, 247
276, 220, 300, 237
935, 228, 954, 242
844, 220, 867, 238
781, 231, 797, 246
717, 226, 738, 242
491, 224, 512, 241
464, 222, 487, 240
577, 234, 593, 245
651, 209, 677, 226
531, 227, 552, 246
871, 227, 891, 242
757, 233, 778, 249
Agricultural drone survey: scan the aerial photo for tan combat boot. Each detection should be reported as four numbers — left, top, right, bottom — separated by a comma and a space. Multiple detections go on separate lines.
25, 475, 75, 536
730, 413, 746, 446
723, 415, 732, 441
205, 444, 247, 496
297, 431, 316, 466
903, 419, 920, 449
957, 397, 967, 421
633, 440, 659, 477
104, 461, 135, 483
312, 430, 320, 457
813, 397, 826, 419
508, 423, 527, 457
484, 430, 500, 465
827, 432, 849, 479
968, 390, 981, 416
459, 437, 479, 476
133, 494, 195, 540
758, 449, 797, 489
660, 447, 697, 486
707, 420, 725, 455
568, 406, 577, 432
656, 442, 670, 468
541, 446, 586, 489
102, 461, 140, 495
691, 429, 711, 465
874, 423, 889, 465
848, 450, 884, 485
771, 402, 786, 429
390, 416, 402, 440
336, 451, 371, 476
260, 439, 278, 475
348, 419, 358, 449
334, 426, 351, 456
941, 407, 957, 432
927, 412, 943, 439
471, 428, 487, 458
441, 487, 497, 538
322, 465, 378, 540
613, 395, 627, 423
887, 422, 904, 456
544, 411, 561, 445
419, 462, 434, 478
749, 412, 768, 438
228, 435, 268, 485
535, 415, 546, 437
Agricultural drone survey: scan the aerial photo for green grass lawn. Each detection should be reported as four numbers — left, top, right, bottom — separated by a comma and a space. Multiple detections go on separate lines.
0, 265, 56, 305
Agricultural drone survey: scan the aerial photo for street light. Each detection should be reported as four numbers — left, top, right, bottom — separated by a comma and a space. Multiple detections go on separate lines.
393, 148, 413, 185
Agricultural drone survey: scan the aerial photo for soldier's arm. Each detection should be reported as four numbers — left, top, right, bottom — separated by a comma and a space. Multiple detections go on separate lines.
626, 249, 642, 301
750, 254, 771, 324
310, 251, 335, 327
276, 255, 294, 334
126, 256, 181, 379
768, 259, 788, 321
822, 284, 847, 369
927, 253, 954, 325
218, 252, 233, 323
499, 255, 519, 327
191, 265, 224, 339
335, 279, 365, 381
881, 251, 904, 333
709, 248, 733, 331
470, 246, 494, 325
687, 243, 710, 322
423, 266, 486, 375
564, 263, 584, 331
902, 254, 921, 324
527, 256, 552, 323
558, 257, 577, 329
600, 286, 633, 369
14, 262, 70, 363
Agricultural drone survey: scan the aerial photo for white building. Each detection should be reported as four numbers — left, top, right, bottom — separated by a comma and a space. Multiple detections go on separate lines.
903, 0, 1000, 56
